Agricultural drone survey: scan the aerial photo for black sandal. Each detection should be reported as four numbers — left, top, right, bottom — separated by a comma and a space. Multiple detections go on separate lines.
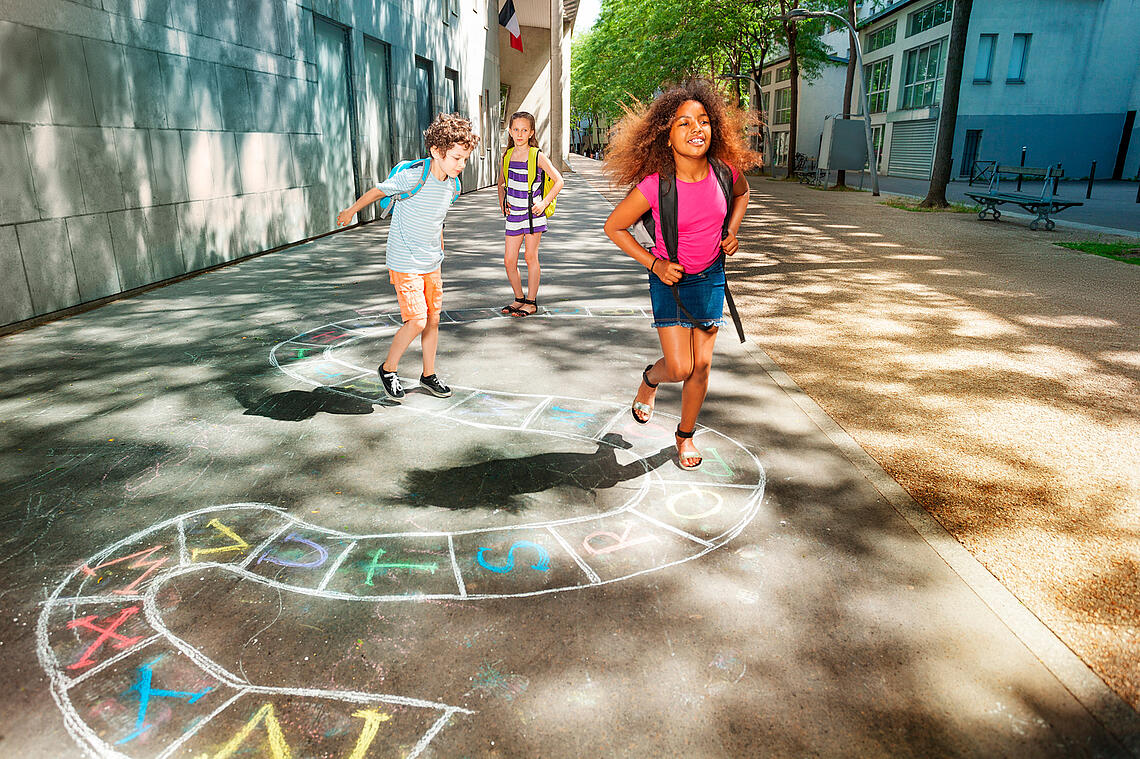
631, 364, 658, 424
675, 426, 702, 470
512, 298, 538, 316
501, 297, 525, 315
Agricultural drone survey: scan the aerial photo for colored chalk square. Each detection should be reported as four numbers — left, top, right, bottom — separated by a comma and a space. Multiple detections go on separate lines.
452, 529, 590, 596
293, 327, 361, 346
65, 646, 229, 749
551, 513, 699, 583
633, 481, 763, 544
322, 537, 459, 598
174, 694, 447, 759
442, 308, 499, 322
60, 530, 181, 600
527, 398, 621, 438
46, 601, 155, 675
183, 507, 293, 567
286, 359, 371, 387
246, 529, 355, 590
442, 391, 545, 427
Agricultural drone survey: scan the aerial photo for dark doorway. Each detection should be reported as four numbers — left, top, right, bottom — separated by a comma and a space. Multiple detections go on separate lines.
960, 129, 982, 177
1113, 111, 1135, 180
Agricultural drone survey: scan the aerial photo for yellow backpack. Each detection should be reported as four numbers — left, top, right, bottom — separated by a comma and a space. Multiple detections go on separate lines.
502, 146, 556, 218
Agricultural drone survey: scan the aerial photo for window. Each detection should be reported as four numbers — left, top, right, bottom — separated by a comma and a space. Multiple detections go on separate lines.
774, 87, 791, 124
974, 34, 996, 83
443, 0, 457, 24
761, 90, 770, 119
863, 57, 891, 113
414, 56, 434, 152
776, 66, 791, 82
901, 38, 945, 109
870, 125, 884, 170
445, 68, 459, 114
774, 131, 789, 167
866, 22, 896, 53
760, 69, 772, 87
1007, 33, 1030, 82
907, 0, 951, 36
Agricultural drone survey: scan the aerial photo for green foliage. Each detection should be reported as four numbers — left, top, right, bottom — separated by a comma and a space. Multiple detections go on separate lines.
571, 0, 844, 120
1056, 241, 1140, 265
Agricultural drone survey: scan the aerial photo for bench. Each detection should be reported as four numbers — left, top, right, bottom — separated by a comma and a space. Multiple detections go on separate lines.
963, 164, 1083, 231
793, 152, 821, 185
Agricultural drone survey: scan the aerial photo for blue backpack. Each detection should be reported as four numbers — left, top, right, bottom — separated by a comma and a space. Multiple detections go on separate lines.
377, 158, 461, 218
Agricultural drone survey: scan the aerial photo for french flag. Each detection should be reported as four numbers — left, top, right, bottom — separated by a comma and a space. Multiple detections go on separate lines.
499, 0, 523, 52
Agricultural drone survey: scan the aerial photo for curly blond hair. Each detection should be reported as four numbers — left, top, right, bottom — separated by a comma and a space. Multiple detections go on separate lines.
425, 113, 481, 154
603, 79, 760, 187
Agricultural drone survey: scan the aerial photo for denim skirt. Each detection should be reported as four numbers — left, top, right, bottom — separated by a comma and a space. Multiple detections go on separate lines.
648, 258, 725, 329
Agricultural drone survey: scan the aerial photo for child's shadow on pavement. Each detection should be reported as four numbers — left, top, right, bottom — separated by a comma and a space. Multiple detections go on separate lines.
400, 433, 674, 513
239, 386, 396, 421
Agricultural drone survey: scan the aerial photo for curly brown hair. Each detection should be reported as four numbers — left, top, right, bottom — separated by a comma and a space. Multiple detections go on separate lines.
603, 79, 760, 187
424, 113, 481, 154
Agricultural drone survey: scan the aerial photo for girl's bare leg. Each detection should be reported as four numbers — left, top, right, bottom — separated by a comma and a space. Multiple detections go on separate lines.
652, 325, 718, 463
503, 234, 525, 302
520, 232, 543, 312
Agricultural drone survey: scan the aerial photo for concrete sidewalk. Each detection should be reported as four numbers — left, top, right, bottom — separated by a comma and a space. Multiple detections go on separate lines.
1, 163, 1137, 757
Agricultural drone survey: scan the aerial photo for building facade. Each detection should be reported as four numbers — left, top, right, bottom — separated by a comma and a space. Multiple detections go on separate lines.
0, 0, 576, 332
859, 0, 1140, 180
756, 0, 1140, 182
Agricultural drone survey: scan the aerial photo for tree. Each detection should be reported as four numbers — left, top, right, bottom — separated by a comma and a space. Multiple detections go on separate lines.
920, 0, 973, 207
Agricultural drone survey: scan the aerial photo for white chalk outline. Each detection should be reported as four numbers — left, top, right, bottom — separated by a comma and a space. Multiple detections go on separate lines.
38, 308, 765, 759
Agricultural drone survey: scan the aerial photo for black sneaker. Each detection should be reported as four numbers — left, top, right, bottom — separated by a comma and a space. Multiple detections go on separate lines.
377, 365, 405, 399
419, 373, 452, 398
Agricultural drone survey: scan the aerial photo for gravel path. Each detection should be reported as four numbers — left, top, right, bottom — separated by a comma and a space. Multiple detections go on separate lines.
569, 155, 1140, 711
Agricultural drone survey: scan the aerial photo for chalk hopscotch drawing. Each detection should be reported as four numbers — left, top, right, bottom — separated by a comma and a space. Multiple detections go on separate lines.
37, 306, 765, 758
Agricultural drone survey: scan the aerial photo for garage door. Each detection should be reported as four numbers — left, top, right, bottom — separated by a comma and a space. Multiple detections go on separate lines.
887, 119, 937, 179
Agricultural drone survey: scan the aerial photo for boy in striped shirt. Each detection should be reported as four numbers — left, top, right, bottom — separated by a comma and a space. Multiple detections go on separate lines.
336, 114, 480, 400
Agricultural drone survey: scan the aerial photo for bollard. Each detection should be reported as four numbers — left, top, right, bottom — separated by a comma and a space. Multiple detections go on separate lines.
1086, 161, 1096, 199
1017, 146, 1027, 191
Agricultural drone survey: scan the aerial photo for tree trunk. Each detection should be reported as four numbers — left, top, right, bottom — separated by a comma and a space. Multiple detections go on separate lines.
785, 20, 799, 177
920, 0, 973, 207
836, 0, 856, 187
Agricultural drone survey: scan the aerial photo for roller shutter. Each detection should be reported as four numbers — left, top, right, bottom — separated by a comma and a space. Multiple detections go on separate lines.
887, 120, 937, 179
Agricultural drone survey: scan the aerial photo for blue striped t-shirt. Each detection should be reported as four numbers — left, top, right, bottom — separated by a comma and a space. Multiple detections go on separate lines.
376, 165, 456, 274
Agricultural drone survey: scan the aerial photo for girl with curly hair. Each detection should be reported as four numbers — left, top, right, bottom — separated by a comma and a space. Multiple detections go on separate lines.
602, 79, 757, 469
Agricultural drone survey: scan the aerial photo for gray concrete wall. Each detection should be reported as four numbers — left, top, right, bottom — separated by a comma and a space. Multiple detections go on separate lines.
498, 25, 553, 156
0, 0, 500, 329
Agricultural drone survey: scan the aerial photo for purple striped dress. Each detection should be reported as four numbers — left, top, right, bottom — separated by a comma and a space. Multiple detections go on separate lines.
504, 157, 547, 236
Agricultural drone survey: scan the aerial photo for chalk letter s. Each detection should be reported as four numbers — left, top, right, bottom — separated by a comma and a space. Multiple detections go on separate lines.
476, 541, 550, 574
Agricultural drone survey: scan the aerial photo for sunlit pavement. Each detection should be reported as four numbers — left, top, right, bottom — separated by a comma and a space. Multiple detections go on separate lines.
1, 163, 1137, 757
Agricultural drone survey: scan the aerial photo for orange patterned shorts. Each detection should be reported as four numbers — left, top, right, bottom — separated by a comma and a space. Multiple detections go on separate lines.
388, 269, 443, 322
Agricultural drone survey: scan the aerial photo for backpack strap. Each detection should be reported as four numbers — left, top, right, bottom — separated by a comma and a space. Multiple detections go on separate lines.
709, 158, 746, 343
502, 147, 513, 184
655, 160, 746, 343
527, 147, 539, 233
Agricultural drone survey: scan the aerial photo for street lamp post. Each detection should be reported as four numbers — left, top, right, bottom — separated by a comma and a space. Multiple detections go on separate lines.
783, 8, 879, 196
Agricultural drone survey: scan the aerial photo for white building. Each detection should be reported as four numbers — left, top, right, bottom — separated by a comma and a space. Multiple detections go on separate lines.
858, 0, 1140, 179
757, 0, 1140, 181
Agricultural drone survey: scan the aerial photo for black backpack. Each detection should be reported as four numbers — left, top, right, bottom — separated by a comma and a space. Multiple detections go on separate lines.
638, 159, 746, 343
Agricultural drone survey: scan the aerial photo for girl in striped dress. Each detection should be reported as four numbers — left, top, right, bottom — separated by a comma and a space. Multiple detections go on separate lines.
497, 111, 564, 316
